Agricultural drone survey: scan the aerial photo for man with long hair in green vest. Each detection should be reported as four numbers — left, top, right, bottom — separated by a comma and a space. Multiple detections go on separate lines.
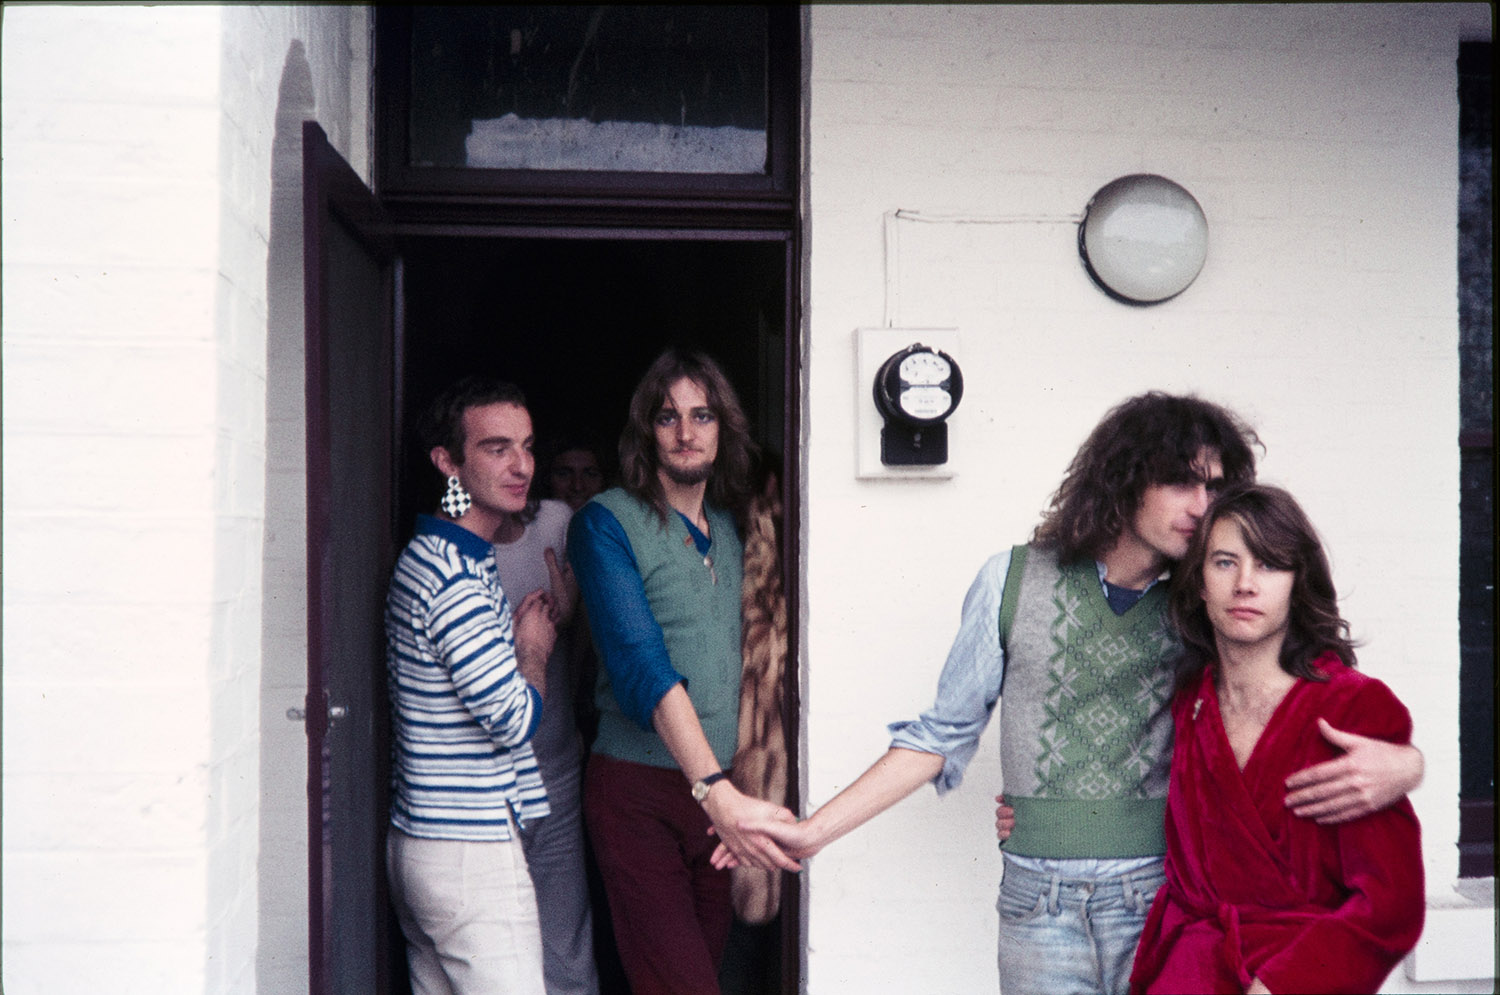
568, 348, 799, 995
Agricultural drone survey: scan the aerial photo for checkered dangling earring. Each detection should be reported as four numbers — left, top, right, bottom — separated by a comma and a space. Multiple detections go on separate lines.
440, 475, 472, 517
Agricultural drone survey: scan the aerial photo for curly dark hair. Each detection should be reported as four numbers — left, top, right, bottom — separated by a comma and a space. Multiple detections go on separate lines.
1170, 483, 1358, 693
416, 376, 529, 465
618, 348, 758, 524
1032, 392, 1261, 563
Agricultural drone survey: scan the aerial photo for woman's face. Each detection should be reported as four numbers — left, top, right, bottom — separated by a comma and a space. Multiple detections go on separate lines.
1199, 517, 1295, 655
549, 448, 605, 511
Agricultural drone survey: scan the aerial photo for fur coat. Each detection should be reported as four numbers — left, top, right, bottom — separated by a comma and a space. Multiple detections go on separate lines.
729, 472, 789, 924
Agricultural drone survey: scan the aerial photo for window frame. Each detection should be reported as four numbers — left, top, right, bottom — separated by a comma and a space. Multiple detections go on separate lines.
1456, 39, 1493, 880
373, 5, 799, 214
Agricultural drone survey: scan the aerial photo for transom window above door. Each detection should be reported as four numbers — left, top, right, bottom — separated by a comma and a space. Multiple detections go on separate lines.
413, 5, 766, 173
376, 6, 797, 207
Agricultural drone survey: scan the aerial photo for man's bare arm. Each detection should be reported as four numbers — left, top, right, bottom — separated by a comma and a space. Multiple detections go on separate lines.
730, 747, 944, 863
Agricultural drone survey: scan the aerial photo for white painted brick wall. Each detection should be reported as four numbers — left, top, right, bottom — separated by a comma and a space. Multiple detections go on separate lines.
802, 5, 1490, 993
2, 4, 1489, 993
3, 7, 225, 992
215, 7, 370, 994
2, 5, 369, 994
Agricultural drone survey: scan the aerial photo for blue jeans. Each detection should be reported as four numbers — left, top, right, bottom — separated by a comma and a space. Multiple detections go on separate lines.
996, 856, 1165, 995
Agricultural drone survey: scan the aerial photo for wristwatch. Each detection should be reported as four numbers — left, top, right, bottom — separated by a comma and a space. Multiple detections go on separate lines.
691, 771, 729, 803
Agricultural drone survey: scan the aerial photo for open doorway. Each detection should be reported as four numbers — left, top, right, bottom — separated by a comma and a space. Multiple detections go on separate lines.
392, 233, 797, 995
355, 9, 802, 989
397, 236, 790, 525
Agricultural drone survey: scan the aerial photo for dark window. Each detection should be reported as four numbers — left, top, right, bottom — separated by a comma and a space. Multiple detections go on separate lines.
409, 6, 767, 174
375, 6, 798, 209
1457, 39, 1493, 879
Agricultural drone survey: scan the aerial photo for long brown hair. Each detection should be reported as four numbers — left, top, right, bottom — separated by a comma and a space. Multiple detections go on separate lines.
618, 348, 758, 524
1033, 392, 1260, 564
1170, 483, 1358, 692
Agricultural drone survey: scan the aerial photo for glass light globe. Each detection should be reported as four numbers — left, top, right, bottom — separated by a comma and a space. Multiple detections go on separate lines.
1079, 174, 1208, 304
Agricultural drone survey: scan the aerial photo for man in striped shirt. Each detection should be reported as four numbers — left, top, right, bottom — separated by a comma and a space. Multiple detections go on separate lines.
385, 377, 560, 995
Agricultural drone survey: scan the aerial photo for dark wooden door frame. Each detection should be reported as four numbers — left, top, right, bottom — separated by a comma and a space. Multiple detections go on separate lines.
303, 120, 402, 995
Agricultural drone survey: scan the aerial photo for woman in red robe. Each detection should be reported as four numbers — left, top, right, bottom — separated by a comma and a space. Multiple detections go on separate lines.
1130, 484, 1423, 995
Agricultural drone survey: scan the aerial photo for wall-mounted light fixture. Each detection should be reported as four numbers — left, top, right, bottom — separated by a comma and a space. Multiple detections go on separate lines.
1078, 174, 1208, 304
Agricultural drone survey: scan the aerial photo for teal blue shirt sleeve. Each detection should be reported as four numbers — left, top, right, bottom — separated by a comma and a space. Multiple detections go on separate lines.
566, 501, 686, 730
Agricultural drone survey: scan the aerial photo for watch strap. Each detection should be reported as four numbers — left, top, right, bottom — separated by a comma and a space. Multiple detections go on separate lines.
692, 770, 730, 802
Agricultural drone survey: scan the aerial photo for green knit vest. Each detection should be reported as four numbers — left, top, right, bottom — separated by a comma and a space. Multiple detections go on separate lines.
997, 544, 1178, 858
590, 488, 743, 769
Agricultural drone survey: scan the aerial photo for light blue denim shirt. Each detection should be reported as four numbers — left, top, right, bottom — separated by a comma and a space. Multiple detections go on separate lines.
887, 548, 1165, 875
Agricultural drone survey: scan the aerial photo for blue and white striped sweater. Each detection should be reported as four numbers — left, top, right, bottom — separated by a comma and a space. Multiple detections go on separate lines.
385, 514, 549, 840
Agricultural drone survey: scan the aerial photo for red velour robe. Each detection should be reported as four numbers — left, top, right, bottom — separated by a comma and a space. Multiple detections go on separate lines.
1130, 654, 1423, 995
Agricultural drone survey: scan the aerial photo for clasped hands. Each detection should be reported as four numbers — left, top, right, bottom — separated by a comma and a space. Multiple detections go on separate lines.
708, 795, 819, 873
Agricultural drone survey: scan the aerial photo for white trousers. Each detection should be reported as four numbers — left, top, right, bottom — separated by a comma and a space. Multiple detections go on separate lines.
387, 828, 546, 995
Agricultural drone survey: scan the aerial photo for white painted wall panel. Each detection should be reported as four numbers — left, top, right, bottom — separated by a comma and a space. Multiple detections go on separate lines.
1, 5, 370, 994
0, 3, 1490, 993
801, 5, 1489, 992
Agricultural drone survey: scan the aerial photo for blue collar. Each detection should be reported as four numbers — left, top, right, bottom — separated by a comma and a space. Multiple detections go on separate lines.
415, 513, 494, 561
675, 510, 713, 556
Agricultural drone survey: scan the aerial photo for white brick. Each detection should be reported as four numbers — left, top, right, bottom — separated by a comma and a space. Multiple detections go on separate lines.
6, 177, 220, 270
3, 771, 210, 851
0, 263, 218, 344
4, 516, 217, 605
0, 103, 221, 183
4, 850, 209, 942
3, 341, 217, 437
4, 683, 210, 775
1, 603, 214, 688
0, 6, 220, 105
804, 5, 1476, 990
1, 433, 217, 515
3, 6, 372, 993
1, 941, 208, 995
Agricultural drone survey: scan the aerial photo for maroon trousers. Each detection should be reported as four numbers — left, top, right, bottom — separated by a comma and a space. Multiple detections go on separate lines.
584, 752, 733, 995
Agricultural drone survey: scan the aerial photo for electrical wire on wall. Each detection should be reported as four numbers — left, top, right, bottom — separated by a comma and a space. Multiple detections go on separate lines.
881, 208, 1083, 327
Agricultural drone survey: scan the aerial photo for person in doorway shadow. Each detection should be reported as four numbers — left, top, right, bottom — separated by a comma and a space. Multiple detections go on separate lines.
492, 472, 600, 995
544, 435, 612, 513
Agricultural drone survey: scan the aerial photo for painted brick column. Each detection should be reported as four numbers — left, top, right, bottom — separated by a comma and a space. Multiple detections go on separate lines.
2, 6, 230, 993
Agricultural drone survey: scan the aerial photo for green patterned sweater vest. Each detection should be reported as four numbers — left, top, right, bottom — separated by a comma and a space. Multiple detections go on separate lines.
591, 488, 743, 770
998, 544, 1177, 858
